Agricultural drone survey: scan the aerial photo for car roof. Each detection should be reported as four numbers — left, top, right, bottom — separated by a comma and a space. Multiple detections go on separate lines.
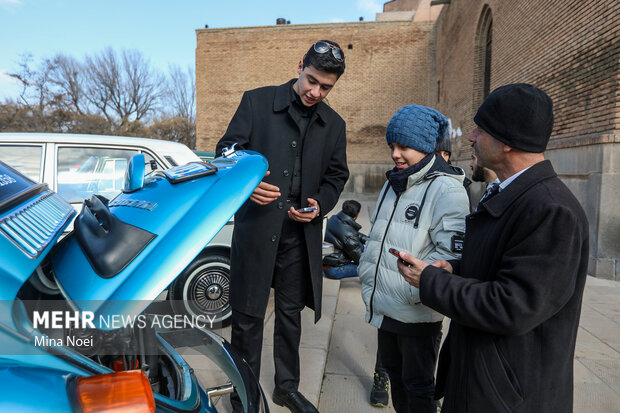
0, 132, 200, 166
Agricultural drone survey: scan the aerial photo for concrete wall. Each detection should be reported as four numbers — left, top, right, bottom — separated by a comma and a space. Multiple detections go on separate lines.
545, 143, 620, 279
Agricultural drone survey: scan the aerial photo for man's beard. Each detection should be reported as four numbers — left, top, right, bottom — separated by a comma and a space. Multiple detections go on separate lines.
471, 166, 486, 182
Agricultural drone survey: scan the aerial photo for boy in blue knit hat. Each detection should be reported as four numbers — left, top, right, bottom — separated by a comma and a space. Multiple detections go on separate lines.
358, 104, 470, 413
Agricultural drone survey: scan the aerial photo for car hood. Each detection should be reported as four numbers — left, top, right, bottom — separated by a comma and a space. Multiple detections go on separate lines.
50, 151, 267, 327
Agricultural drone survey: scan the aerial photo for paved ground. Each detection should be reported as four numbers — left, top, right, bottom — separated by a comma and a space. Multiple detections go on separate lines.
182, 194, 620, 412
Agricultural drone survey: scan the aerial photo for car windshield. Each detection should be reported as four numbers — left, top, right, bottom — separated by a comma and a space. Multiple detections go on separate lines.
57, 147, 138, 203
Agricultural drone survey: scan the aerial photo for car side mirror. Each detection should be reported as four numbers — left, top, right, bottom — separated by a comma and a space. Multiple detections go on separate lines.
123, 154, 145, 193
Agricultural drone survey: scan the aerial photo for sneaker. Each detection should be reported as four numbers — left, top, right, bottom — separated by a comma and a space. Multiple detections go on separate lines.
369, 371, 389, 407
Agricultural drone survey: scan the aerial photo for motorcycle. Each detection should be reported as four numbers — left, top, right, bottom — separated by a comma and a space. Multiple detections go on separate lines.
0, 148, 269, 412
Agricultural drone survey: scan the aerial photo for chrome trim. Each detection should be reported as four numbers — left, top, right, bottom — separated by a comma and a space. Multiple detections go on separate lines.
206, 382, 235, 408
0, 191, 74, 258
221, 143, 239, 158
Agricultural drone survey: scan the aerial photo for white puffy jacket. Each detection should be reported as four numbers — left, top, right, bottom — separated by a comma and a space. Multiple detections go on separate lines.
358, 155, 469, 328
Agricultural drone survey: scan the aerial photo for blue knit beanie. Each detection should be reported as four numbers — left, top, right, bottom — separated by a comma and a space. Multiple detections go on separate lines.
386, 104, 449, 154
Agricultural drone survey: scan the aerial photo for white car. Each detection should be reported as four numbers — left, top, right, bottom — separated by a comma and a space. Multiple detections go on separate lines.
0, 133, 234, 325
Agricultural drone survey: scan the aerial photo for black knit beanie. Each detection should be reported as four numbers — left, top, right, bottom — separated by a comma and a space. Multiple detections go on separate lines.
473, 83, 554, 153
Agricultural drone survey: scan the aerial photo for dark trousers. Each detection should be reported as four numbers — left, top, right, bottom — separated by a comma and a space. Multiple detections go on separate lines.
230, 219, 309, 411
375, 342, 386, 374
378, 327, 442, 413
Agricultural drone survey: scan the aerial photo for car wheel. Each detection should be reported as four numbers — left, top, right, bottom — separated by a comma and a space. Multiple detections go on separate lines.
169, 252, 232, 326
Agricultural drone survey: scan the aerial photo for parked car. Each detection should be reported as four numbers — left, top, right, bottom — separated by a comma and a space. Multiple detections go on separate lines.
0, 133, 233, 326
0, 150, 269, 412
194, 150, 216, 162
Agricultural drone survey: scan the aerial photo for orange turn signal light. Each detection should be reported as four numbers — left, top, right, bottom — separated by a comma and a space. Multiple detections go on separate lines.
75, 370, 155, 413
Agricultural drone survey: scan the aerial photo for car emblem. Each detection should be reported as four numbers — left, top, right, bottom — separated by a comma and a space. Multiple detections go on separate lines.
109, 198, 157, 211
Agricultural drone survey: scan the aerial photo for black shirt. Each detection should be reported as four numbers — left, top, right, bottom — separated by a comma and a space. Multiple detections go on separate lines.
287, 81, 316, 200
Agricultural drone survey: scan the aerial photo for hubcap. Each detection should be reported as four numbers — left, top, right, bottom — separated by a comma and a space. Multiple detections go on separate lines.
188, 266, 230, 313
206, 284, 222, 300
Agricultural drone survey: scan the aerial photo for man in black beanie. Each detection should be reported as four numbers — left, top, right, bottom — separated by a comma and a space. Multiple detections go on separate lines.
393, 83, 589, 413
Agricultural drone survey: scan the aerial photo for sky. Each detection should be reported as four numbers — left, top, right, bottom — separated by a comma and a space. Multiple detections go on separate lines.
0, 0, 384, 101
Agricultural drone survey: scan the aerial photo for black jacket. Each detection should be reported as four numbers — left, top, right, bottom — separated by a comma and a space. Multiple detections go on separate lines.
420, 160, 589, 413
216, 80, 349, 322
323, 211, 367, 267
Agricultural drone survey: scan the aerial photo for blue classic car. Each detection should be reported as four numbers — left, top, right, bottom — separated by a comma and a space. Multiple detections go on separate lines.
0, 133, 237, 327
0, 149, 269, 412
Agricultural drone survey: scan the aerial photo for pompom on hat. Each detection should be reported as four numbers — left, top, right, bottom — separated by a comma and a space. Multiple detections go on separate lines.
474, 83, 554, 153
386, 104, 449, 154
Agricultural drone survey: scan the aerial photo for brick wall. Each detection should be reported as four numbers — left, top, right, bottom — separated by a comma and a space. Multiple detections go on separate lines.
431, 0, 620, 279
384, 0, 420, 12
431, 0, 620, 162
194, 0, 620, 277
196, 20, 434, 163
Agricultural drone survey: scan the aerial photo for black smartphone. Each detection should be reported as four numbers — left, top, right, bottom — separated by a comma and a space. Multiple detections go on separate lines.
297, 206, 318, 213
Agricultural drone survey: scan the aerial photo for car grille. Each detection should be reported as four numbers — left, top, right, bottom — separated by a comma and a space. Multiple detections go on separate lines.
0, 191, 74, 258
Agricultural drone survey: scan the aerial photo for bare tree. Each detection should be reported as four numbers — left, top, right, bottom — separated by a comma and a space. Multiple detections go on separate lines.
0, 102, 30, 132
3, 48, 194, 143
84, 48, 163, 127
149, 116, 195, 149
48, 54, 88, 115
165, 65, 195, 123
154, 65, 196, 146
9, 54, 40, 106
6, 54, 58, 130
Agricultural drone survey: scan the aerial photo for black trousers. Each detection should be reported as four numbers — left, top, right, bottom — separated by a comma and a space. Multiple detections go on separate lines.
231, 219, 309, 410
378, 326, 442, 413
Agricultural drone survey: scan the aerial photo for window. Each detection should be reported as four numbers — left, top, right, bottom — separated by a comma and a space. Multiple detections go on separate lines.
473, 5, 493, 109
56, 147, 138, 203
483, 21, 493, 99
0, 145, 43, 182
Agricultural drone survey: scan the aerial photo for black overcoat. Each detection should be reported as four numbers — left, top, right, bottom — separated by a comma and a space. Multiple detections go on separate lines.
419, 160, 589, 412
216, 80, 349, 322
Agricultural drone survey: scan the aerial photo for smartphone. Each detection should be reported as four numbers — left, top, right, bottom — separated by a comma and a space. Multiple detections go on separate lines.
297, 206, 318, 213
389, 248, 411, 267
388, 248, 401, 258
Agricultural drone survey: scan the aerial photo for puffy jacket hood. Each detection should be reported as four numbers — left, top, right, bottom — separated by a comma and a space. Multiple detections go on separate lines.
412, 154, 466, 187
426, 155, 466, 180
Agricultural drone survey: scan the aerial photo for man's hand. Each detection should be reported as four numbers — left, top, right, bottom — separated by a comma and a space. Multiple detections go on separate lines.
396, 251, 430, 288
288, 198, 320, 223
250, 171, 281, 205
431, 259, 453, 273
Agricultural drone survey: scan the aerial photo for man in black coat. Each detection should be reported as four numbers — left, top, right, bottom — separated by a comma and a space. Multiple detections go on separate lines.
216, 40, 349, 413
396, 83, 589, 412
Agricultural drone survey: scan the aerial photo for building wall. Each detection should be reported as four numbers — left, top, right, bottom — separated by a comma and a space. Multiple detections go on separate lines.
383, 0, 420, 12
432, 0, 619, 161
431, 0, 620, 279
195, 0, 619, 278
196, 20, 434, 168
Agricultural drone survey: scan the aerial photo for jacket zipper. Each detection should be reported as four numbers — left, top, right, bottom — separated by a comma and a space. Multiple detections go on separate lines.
368, 192, 401, 323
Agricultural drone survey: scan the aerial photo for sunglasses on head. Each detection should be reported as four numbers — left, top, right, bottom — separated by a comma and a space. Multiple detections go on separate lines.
312, 41, 343, 62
